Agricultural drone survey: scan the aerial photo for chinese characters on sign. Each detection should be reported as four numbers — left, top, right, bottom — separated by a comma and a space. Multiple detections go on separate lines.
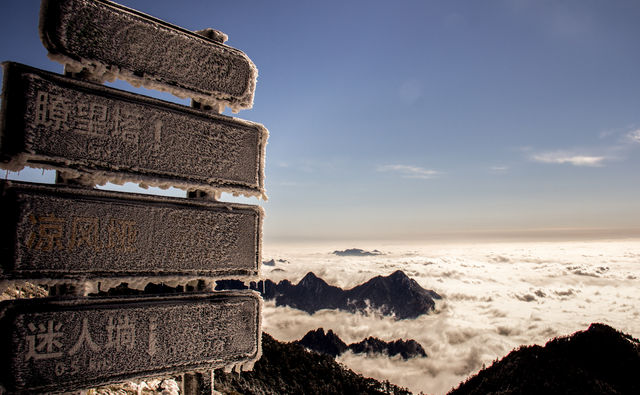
26, 213, 137, 253
35, 90, 144, 148
0, 293, 260, 393
0, 63, 268, 198
1, 181, 261, 279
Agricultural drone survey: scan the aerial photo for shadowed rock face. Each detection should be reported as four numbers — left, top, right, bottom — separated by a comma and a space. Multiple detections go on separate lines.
449, 323, 640, 395
218, 270, 441, 319
296, 328, 348, 357
349, 337, 427, 360
273, 272, 346, 313
296, 328, 427, 360
345, 270, 442, 319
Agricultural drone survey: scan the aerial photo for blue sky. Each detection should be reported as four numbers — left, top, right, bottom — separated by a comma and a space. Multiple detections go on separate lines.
1, 0, 639, 242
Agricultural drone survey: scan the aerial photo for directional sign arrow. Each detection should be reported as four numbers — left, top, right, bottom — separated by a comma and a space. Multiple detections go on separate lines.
0, 292, 261, 393
0, 62, 267, 199
0, 181, 262, 281
39, 0, 258, 112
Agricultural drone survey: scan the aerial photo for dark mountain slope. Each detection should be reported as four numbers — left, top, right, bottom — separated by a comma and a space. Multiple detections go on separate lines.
214, 333, 411, 395
449, 323, 640, 395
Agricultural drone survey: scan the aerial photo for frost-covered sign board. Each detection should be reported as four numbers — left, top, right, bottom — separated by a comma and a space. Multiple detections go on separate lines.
2, 0, 265, 391
0, 181, 261, 280
0, 62, 267, 199
0, 292, 261, 393
40, 0, 257, 112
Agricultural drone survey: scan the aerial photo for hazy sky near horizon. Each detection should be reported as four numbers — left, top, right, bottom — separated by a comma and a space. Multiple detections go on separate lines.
1, 0, 639, 242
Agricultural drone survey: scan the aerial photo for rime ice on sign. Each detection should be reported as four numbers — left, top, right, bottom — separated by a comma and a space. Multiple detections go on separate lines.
0, 63, 268, 199
0, 0, 267, 392
0, 292, 261, 393
0, 181, 262, 280
39, 0, 257, 112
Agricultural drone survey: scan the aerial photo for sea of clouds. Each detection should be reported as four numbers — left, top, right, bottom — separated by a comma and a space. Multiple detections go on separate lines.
261, 239, 640, 395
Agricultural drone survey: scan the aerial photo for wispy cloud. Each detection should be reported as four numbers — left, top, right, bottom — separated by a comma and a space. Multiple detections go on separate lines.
531, 151, 605, 167
627, 129, 640, 144
378, 164, 440, 179
490, 165, 509, 172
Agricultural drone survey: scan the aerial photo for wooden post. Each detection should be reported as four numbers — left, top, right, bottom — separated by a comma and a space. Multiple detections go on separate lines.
183, 370, 214, 395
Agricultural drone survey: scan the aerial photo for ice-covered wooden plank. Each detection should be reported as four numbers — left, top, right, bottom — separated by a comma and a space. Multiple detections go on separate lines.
0, 62, 267, 199
0, 181, 262, 281
0, 291, 261, 393
39, 0, 257, 112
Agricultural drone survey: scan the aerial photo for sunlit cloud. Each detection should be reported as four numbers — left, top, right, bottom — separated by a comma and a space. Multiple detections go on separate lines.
531, 151, 605, 167
378, 164, 440, 179
261, 240, 640, 394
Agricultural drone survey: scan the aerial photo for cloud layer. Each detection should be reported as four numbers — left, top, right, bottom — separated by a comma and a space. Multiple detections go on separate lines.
262, 240, 640, 394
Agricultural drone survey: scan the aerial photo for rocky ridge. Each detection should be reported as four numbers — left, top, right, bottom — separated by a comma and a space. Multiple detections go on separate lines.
217, 270, 441, 320
296, 328, 427, 360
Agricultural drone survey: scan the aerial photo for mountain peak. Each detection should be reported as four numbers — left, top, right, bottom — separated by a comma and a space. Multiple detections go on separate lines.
388, 270, 410, 281
390, 269, 407, 277
300, 271, 321, 283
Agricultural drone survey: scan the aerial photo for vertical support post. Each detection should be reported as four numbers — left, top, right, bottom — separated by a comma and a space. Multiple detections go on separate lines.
183, 371, 213, 395
184, 190, 217, 394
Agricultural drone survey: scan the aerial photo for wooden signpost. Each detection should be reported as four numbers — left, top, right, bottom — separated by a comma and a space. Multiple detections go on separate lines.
0, 292, 261, 393
40, 0, 257, 113
0, 181, 261, 280
0, 0, 266, 392
0, 62, 267, 198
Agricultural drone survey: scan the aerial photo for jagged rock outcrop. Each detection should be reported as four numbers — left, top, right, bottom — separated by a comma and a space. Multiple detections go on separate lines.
296, 328, 348, 357
216, 270, 441, 319
296, 328, 427, 360
449, 323, 640, 395
349, 337, 427, 359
